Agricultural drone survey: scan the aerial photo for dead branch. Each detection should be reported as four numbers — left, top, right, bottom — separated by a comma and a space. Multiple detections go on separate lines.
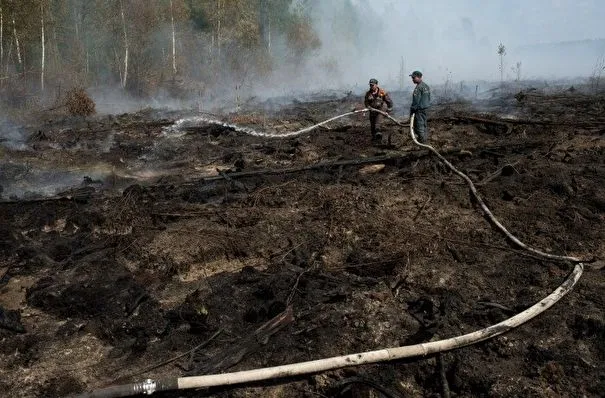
189, 306, 294, 375
437, 115, 605, 128
413, 195, 432, 221
117, 329, 223, 381
476, 301, 514, 313
477, 162, 520, 186
438, 354, 451, 398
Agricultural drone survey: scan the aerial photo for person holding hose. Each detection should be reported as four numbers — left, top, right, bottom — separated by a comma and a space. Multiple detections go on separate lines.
409, 71, 431, 143
364, 78, 393, 143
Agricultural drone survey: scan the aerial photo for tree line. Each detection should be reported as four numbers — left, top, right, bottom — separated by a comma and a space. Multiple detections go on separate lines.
0, 0, 325, 104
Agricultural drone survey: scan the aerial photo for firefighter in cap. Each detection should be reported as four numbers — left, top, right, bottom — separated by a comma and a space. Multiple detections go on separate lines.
409, 71, 431, 143
364, 78, 393, 143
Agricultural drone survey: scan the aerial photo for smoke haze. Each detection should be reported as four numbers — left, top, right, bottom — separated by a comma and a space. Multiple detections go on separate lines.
305, 0, 605, 90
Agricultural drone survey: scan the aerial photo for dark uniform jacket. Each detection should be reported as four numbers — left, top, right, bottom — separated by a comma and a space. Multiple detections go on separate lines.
365, 87, 393, 111
410, 81, 431, 113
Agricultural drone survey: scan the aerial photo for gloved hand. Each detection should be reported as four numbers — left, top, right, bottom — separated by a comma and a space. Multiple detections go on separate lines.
386, 108, 393, 113
409, 107, 416, 116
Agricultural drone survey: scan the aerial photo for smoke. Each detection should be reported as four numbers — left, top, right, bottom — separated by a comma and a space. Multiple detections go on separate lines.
180, 0, 604, 107
0, 162, 103, 200
301, 0, 605, 90
0, 120, 28, 151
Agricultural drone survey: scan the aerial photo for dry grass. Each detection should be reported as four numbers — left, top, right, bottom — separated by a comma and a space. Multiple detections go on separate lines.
65, 88, 96, 116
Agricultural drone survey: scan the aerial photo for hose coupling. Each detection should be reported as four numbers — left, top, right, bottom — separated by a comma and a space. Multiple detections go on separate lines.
134, 379, 157, 395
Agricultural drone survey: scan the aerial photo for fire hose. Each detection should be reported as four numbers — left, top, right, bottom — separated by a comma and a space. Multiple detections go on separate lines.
165, 109, 369, 138
70, 110, 586, 398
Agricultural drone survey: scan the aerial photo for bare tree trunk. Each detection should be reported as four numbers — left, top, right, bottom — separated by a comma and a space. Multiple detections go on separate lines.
114, 47, 122, 86
73, 5, 82, 75
259, 0, 268, 50
12, 16, 21, 70
259, 0, 272, 54
1, 3, 4, 70
120, 0, 128, 89
6, 35, 11, 77
41, 3, 45, 91
5, 34, 12, 79
0, 3, 3, 88
399, 56, 405, 91
74, 9, 79, 42
217, 0, 221, 60
52, 8, 60, 70
170, 0, 176, 75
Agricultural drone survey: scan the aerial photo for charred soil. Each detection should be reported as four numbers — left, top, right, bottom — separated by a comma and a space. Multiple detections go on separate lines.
1, 89, 604, 398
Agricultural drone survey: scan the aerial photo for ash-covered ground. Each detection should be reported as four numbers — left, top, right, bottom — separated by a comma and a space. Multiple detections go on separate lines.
1, 87, 604, 397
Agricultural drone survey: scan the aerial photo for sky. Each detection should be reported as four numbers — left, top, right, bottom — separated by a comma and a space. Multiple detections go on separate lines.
366, 0, 604, 47
306, 0, 605, 88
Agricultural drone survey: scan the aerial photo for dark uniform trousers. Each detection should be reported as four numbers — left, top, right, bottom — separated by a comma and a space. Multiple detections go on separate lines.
414, 109, 428, 143
369, 110, 384, 138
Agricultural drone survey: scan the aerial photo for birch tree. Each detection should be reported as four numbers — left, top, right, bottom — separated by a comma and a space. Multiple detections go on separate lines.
40, 1, 45, 91
217, 0, 222, 60
12, 15, 21, 71
1, 2, 4, 70
170, 0, 176, 74
497, 43, 506, 86
119, 0, 128, 88
259, 0, 270, 52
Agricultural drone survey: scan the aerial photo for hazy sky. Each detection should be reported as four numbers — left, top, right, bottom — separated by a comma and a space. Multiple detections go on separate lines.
364, 1, 604, 45
308, 0, 605, 86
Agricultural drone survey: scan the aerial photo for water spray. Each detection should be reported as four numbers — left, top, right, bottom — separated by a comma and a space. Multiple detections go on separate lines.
164, 109, 369, 138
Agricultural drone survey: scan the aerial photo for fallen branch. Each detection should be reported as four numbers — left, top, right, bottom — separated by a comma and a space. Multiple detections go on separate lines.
287, 262, 316, 306
437, 353, 451, 398
413, 195, 432, 221
437, 115, 605, 128
117, 329, 223, 380
477, 162, 520, 186
169, 144, 520, 188
424, 233, 550, 262
167, 150, 432, 187
0, 266, 11, 282
187, 306, 294, 375
476, 301, 514, 313
444, 115, 513, 134
0, 191, 106, 205
151, 212, 213, 218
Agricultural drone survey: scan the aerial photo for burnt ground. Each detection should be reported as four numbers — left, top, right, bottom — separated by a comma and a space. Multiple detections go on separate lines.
0, 88, 604, 398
